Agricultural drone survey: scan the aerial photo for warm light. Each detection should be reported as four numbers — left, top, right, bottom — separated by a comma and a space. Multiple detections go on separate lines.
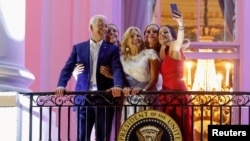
225, 62, 231, 86
229, 87, 233, 92
186, 61, 193, 68
225, 62, 231, 70
217, 73, 223, 91
192, 49, 219, 91
217, 73, 223, 80
186, 62, 193, 85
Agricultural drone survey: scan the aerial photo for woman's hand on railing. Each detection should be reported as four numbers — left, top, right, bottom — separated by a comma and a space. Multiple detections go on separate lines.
122, 87, 142, 96
131, 87, 142, 95
122, 87, 131, 96
106, 86, 122, 97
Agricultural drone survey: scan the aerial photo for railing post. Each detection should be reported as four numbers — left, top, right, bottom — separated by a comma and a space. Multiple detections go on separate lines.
29, 94, 33, 141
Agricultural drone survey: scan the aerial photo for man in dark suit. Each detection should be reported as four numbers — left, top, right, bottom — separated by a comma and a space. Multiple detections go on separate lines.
55, 14, 124, 141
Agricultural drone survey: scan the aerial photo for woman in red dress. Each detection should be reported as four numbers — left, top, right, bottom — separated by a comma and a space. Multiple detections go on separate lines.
158, 10, 192, 141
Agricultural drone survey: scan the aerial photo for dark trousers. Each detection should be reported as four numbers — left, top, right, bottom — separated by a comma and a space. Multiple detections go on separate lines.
78, 96, 115, 141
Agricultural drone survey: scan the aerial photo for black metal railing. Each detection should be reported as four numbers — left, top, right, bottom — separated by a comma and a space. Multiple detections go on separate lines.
20, 91, 250, 141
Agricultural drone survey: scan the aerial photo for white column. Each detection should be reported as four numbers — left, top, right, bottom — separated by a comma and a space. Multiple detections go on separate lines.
0, 0, 34, 92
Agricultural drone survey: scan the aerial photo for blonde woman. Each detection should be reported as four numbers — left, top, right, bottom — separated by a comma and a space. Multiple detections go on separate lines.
120, 26, 160, 123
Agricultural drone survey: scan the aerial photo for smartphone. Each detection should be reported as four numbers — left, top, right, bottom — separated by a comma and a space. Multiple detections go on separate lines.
170, 3, 179, 14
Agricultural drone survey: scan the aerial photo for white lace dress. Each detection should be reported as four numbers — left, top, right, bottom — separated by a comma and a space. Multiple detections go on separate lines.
120, 49, 160, 123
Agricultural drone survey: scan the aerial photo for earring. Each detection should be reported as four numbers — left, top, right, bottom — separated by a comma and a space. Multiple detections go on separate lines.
126, 47, 129, 52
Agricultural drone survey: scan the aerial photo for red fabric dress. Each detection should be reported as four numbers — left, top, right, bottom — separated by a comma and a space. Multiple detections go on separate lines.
160, 49, 192, 141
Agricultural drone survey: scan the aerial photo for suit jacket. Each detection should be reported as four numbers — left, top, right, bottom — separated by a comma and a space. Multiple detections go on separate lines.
57, 40, 124, 92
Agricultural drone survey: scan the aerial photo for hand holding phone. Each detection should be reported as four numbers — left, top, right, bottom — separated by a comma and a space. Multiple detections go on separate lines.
170, 3, 181, 18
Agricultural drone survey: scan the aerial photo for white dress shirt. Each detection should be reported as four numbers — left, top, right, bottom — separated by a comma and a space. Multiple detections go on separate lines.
89, 39, 103, 91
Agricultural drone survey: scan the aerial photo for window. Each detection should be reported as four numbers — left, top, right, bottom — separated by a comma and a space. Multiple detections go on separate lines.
153, 0, 238, 91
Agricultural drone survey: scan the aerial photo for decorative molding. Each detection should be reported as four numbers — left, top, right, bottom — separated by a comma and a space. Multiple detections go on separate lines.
0, 63, 34, 92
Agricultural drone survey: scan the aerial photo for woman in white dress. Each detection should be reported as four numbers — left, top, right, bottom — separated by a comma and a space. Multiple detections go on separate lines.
120, 26, 160, 123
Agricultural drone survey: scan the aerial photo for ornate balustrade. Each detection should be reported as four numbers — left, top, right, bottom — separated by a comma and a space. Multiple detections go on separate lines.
19, 91, 250, 141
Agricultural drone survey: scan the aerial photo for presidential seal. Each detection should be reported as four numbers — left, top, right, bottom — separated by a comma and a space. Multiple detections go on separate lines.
118, 110, 182, 141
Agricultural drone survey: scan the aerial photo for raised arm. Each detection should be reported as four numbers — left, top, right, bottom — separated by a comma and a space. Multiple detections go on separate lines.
172, 11, 184, 52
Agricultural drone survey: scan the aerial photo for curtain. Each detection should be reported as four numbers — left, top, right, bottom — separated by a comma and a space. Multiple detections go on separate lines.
122, 0, 155, 33
218, 0, 236, 39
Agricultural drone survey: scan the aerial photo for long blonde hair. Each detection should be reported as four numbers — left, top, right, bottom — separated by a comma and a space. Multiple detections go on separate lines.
121, 26, 146, 58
